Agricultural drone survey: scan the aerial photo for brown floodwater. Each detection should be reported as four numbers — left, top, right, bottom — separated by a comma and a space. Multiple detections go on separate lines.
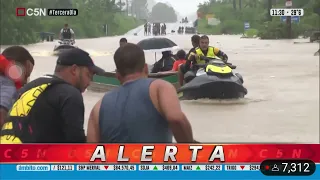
2, 24, 319, 143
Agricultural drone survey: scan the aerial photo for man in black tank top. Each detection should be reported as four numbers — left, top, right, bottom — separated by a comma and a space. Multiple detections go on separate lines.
87, 43, 196, 143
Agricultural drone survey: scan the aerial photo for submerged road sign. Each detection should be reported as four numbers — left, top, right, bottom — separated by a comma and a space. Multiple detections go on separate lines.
280, 16, 300, 23
244, 22, 250, 30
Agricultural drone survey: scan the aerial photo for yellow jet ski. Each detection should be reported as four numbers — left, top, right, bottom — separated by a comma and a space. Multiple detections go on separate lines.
177, 57, 247, 100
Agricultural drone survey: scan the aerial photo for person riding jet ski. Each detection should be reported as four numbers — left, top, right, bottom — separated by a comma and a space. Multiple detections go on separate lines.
178, 35, 199, 85
178, 35, 228, 86
59, 24, 75, 43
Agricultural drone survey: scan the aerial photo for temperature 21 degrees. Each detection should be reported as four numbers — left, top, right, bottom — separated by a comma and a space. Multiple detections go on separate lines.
270, 8, 304, 16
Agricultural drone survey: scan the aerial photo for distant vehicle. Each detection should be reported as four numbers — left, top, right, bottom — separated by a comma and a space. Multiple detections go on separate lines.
184, 27, 196, 34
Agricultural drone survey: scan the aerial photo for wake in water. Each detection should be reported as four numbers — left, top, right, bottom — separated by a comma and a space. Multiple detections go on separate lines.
181, 97, 267, 105
29, 51, 53, 57
29, 50, 114, 57
85, 50, 113, 57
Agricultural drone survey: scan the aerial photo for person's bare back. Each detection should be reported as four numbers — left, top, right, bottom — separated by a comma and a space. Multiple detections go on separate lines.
149, 79, 194, 142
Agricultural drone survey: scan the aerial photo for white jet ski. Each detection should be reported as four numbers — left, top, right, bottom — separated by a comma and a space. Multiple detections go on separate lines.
53, 39, 77, 55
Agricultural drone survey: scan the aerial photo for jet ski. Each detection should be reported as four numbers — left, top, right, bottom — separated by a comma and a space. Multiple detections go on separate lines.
53, 39, 77, 55
177, 57, 247, 100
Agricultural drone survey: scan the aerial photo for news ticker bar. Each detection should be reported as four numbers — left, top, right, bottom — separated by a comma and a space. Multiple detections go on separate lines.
2, 144, 320, 163
6, 164, 320, 179
16, 164, 261, 172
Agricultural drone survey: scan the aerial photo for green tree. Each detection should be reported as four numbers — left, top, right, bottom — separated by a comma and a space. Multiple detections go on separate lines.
149, 2, 177, 22
0, 0, 40, 45
0, 0, 142, 45
130, 0, 149, 20
196, 0, 318, 39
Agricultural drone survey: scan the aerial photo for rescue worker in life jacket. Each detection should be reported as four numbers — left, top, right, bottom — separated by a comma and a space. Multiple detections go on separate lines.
0, 48, 105, 143
59, 24, 75, 41
178, 35, 228, 86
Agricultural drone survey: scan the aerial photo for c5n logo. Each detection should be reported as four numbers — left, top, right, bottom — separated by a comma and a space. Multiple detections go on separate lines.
0, 84, 50, 144
10, 84, 49, 117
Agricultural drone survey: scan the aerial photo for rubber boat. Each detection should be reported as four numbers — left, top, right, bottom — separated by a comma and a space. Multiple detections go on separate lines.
53, 39, 77, 55
177, 57, 247, 100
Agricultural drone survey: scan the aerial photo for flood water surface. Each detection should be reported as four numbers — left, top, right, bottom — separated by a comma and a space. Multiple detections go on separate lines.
2, 31, 319, 143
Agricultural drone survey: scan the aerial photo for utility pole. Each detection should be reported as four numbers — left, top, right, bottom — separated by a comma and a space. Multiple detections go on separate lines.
267, 0, 272, 21
131, 0, 134, 18
285, 0, 292, 39
126, 0, 129, 16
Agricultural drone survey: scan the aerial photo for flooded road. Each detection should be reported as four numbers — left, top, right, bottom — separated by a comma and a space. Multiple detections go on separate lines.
2, 28, 319, 143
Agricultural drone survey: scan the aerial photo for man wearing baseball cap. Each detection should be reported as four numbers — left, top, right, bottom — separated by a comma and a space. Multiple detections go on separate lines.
56, 48, 105, 92
0, 48, 105, 143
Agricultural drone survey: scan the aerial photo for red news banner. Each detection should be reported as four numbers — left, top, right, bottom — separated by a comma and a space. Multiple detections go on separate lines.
0, 144, 320, 163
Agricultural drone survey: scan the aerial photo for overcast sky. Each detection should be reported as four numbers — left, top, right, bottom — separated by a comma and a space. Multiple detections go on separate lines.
155, 0, 208, 16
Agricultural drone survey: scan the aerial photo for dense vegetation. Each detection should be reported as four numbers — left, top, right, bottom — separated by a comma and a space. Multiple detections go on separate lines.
0, 0, 145, 45
196, 0, 320, 39
149, 3, 178, 23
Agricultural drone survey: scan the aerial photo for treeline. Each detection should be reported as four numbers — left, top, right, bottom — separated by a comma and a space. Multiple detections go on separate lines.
125, 0, 178, 22
149, 2, 178, 23
197, 0, 320, 39
0, 0, 144, 45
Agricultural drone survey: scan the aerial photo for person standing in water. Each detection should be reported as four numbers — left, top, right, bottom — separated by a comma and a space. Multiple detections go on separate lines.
144, 23, 148, 36
86, 43, 195, 143
148, 23, 151, 35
